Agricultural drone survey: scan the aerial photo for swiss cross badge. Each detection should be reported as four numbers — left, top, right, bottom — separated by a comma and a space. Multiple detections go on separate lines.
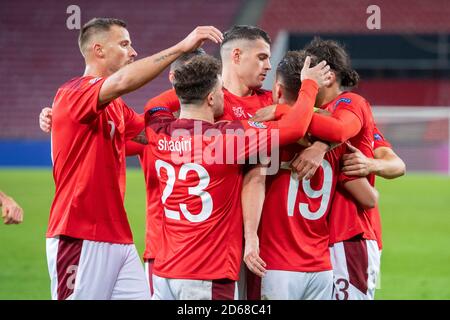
232, 106, 245, 118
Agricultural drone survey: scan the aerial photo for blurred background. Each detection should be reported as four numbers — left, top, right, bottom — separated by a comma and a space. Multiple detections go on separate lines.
0, 0, 449, 299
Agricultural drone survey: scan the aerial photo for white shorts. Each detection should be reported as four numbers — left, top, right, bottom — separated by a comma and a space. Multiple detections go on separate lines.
246, 269, 333, 300
330, 238, 380, 300
152, 274, 238, 300
46, 236, 151, 300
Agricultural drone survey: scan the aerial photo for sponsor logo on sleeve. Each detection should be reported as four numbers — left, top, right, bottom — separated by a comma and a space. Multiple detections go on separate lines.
374, 133, 383, 141
334, 97, 352, 110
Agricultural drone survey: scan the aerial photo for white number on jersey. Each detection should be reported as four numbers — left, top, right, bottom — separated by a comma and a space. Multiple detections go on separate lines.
155, 160, 213, 223
284, 159, 333, 220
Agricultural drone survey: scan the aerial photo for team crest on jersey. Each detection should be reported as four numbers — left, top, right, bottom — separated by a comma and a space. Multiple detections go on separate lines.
248, 121, 267, 129
374, 133, 383, 141
232, 106, 245, 118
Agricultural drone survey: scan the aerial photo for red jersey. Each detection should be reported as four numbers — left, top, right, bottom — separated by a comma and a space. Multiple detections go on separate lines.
125, 140, 164, 259
309, 92, 377, 244
144, 80, 318, 280
148, 88, 274, 121
220, 88, 273, 120
140, 88, 274, 259
370, 125, 393, 250
259, 144, 354, 272
47, 76, 144, 244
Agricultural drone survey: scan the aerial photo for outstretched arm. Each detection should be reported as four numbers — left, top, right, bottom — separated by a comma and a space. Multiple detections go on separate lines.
98, 26, 223, 106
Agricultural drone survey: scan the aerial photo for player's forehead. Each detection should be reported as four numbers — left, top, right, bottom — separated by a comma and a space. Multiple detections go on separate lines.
105, 25, 131, 43
243, 38, 271, 56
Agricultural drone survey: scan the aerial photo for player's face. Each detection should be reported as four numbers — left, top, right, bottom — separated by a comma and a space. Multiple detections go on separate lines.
238, 39, 271, 89
103, 26, 137, 74
211, 76, 224, 117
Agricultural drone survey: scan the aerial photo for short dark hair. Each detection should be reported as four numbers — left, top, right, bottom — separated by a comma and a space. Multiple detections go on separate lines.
78, 18, 127, 56
173, 55, 222, 104
304, 37, 359, 88
276, 50, 319, 102
221, 25, 271, 48
170, 48, 206, 72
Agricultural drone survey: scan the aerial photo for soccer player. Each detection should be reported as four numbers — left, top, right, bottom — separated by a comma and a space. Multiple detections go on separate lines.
145, 54, 331, 300
299, 38, 404, 299
128, 48, 208, 295
242, 51, 379, 300
38, 49, 207, 297
46, 17, 222, 300
251, 38, 405, 300
0, 190, 23, 225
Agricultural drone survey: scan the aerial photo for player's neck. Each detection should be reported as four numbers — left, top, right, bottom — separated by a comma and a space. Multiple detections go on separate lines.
179, 104, 215, 124
318, 84, 343, 107
83, 63, 111, 78
222, 68, 253, 97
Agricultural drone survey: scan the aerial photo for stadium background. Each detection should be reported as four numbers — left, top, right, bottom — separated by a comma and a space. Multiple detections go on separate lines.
0, 0, 449, 299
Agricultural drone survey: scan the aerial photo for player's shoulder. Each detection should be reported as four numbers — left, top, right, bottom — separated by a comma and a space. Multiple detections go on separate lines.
339, 92, 369, 106
253, 88, 273, 102
254, 88, 272, 97
59, 76, 103, 92
213, 119, 242, 132
332, 92, 370, 112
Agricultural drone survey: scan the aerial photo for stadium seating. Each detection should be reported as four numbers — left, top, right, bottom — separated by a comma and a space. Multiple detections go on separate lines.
259, 0, 450, 107
0, 0, 242, 139
259, 0, 450, 36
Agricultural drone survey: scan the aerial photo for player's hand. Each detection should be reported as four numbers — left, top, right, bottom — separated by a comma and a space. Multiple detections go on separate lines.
1, 196, 23, 225
39, 107, 52, 133
177, 26, 223, 53
290, 141, 328, 180
244, 234, 266, 277
301, 56, 332, 88
250, 105, 277, 122
342, 143, 372, 176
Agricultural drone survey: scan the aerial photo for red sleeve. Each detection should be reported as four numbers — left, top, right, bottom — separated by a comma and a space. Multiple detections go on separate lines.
66, 77, 108, 123
235, 79, 318, 160
144, 89, 180, 113
308, 104, 363, 143
125, 140, 145, 157
373, 124, 392, 149
122, 104, 145, 140
144, 107, 176, 140
274, 104, 291, 119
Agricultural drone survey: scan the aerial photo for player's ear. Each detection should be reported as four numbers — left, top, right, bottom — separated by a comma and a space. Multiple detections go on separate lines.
207, 91, 214, 107
93, 43, 104, 58
327, 71, 337, 88
231, 48, 241, 64
168, 71, 175, 84
276, 82, 283, 101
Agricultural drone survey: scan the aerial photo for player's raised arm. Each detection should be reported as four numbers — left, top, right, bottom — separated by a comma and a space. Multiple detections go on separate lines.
238, 57, 330, 160
99, 26, 223, 106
